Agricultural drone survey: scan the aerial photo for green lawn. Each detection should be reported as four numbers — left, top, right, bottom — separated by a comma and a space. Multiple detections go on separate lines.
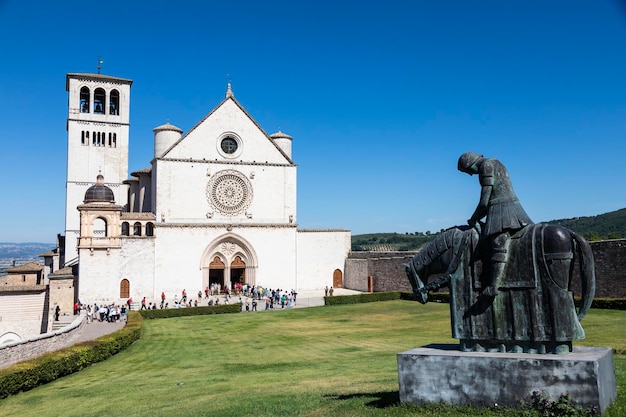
1, 300, 624, 417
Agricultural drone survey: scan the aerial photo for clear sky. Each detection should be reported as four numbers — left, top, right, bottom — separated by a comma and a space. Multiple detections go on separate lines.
1, 1, 625, 243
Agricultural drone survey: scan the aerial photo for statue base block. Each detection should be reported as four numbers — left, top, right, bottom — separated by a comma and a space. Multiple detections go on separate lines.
397, 345, 616, 414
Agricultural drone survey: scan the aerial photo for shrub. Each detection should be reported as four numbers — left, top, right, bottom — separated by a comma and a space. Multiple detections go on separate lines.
325, 291, 403, 305
524, 390, 598, 416
0, 312, 142, 399
139, 303, 241, 319
589, 298, 626, 310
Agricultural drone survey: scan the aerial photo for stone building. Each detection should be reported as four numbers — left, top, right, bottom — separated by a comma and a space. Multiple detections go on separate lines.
0, 262, 48, 343
66, 73, 350, 306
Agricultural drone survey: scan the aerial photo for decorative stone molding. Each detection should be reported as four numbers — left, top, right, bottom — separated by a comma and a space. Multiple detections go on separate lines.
158, 157, 294, 168
221, 241, 236, 255
158, 223, 297, 229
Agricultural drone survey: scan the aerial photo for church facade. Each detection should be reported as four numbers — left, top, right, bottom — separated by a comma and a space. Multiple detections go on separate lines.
66, 73, 350, 306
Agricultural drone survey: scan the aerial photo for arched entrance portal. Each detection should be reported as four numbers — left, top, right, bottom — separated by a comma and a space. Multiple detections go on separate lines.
230, 256, 246, 287
209, 256, 225, 288
200, 234, 258, 292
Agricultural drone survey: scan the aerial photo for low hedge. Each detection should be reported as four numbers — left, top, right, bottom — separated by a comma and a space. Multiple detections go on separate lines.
325, 291, 452, 305
331, 291, 626, 310
139, 303, 241, 319
324, 291, 403, 305
0, 311, 143, 399
589, 298, 626, 310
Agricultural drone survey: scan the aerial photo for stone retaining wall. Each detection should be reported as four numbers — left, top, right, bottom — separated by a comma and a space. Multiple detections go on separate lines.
0, 316, 85, 369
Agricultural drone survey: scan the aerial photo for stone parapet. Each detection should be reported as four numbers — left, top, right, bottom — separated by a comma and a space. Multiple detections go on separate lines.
0, 316, 85, 369
398, 345, 617, 414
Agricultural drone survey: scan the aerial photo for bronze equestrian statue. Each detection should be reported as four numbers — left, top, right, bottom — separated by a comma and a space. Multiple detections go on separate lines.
406, 153, 595, 354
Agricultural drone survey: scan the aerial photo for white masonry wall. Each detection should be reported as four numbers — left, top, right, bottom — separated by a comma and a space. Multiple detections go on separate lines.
296, 229, 352, 290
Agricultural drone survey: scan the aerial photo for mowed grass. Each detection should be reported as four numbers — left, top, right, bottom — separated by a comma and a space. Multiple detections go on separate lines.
1, 300, 625, 417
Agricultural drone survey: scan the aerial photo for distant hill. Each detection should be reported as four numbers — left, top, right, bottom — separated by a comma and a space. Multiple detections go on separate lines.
546, 208, 626, 241
351, 232, 438, 252
352, 208, 626, 251
0, 242, 55, 260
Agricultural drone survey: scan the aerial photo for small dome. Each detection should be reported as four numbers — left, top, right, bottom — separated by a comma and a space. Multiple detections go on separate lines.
269, 130, 293, 140
84, 175, 115, 203
153, 122, 183, 134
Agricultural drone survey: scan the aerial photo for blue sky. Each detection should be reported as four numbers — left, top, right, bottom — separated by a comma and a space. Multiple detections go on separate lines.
1, 0, 625, 243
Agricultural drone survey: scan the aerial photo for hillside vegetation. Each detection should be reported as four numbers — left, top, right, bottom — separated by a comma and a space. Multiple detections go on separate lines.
547, 208, 626, 241
352, 208, 626, 251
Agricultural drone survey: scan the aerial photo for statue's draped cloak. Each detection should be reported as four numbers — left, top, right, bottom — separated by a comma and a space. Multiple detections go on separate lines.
448, 224, 584, 344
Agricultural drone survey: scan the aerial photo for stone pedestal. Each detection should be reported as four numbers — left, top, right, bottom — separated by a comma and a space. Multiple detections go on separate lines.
398, 345, 616, 414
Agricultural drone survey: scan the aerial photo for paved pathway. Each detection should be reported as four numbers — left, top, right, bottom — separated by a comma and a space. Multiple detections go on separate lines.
74, 318, 126, 343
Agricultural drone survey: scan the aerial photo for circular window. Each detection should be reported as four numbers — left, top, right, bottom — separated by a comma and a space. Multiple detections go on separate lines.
206, 170, 253, 215
221, 137, 238, 154
217, 133, 243, 159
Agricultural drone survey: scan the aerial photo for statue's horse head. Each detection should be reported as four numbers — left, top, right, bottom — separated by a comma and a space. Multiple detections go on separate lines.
405, 260, 428, 304
405, 225, 479, 304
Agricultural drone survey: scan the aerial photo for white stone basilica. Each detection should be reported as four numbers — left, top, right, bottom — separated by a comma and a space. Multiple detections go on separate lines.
65, 73, 350, 305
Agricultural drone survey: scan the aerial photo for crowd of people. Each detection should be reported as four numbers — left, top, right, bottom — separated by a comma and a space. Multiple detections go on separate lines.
157, 285, 301, 311
74, 283, 319, 322
84, 303, 127, 323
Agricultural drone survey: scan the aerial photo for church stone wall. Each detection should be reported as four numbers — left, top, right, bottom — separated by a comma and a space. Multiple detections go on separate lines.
167, 100, 289, 165
152, 226, 298, 303
155, 160, 296, 225
78, 238, 154, 305
243, 228, 297, 290
296, 230, 351, 291
78, 250, 122, 304
120, 238, 155, 301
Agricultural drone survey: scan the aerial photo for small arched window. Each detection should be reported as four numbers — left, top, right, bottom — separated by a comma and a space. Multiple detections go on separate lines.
121, 222, 129, 236
109, 89, 120, 115
94, 88, 106, 114
93, 217, 108, 237
80, 87, 90, 113
120, 279, 130, 298
133, 222, 142, 236
145, 222, 154, 236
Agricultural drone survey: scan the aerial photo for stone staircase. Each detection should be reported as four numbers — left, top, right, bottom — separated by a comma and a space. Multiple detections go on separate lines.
50, 315, 76, 332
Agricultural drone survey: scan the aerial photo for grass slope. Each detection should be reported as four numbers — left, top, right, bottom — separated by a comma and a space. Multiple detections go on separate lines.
1, 301, 624, 417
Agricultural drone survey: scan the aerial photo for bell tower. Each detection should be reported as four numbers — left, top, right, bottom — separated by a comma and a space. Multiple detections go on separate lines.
64, 72, 132, 262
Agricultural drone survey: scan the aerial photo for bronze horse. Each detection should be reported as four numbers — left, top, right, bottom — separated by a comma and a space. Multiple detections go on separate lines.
405, 223, 595, 354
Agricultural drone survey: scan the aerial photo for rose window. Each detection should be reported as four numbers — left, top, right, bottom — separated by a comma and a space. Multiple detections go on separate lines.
207, 170, 253, 215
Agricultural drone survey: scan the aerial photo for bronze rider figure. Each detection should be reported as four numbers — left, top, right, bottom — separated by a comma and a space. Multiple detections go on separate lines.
457, 152, 534, 297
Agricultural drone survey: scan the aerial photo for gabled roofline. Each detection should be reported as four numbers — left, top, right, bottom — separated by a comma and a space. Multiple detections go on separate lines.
160, 95, 295, 165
